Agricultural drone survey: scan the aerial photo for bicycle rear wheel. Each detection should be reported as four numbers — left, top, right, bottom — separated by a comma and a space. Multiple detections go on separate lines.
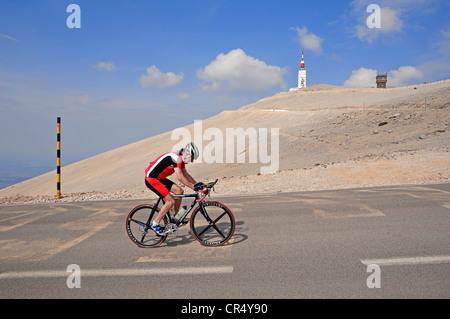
190, 201, 235, 246
126, 204, 168, 248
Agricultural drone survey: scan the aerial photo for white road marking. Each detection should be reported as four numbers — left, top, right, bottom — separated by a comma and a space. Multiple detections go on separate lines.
0, 266, 234, 280
361, 255, 450, 266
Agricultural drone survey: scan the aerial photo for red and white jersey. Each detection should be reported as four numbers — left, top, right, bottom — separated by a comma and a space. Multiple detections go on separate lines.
145, 152, 185, 180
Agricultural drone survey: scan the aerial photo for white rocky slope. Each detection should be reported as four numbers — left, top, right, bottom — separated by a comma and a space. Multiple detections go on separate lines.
1, 81, 449, 204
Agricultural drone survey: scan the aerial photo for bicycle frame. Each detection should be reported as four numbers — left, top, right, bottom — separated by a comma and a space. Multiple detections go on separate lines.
147, 192, 211, 228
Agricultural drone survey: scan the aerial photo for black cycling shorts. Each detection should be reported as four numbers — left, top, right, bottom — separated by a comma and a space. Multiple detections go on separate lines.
145, 178, 174, 198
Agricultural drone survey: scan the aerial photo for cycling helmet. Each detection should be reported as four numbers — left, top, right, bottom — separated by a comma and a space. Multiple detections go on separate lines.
183, 142, 199, 163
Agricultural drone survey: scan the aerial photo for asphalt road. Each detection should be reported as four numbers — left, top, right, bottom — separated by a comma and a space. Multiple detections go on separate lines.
0, 183, 449, 301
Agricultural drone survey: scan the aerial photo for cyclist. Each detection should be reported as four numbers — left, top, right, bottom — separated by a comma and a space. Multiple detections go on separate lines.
145, 142, 204, 235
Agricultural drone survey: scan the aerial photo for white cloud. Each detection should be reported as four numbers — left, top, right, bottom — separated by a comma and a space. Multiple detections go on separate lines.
441, 27, 450, 40
389, 66, 423, 86
356, 7, 403, 42
78, 94, 93, 105
350, 0, 440, 43
140, 65, 184, 89
292, 27, 324, 54
344, 66, 423, 88
418, 27, 450, 80
196, 49, 287, 92
344, 67, 378, 88
178, 92, 190, 100
0, 33, 19, 42
379, 7, 403, 32
92, 62, 116, 72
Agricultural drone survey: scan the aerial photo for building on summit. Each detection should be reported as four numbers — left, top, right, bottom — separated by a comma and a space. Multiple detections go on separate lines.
376, 72, 388, 88
290, 51, 307, 92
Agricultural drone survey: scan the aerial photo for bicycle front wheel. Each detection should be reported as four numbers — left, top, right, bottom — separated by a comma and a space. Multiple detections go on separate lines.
126, 204, 168, 248
190, 201, 235, 247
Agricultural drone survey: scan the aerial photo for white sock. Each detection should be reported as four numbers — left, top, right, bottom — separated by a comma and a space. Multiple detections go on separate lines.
152, 221, 158, 227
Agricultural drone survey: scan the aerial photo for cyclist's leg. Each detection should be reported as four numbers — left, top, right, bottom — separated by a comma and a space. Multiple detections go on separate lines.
169, 182, 184, 213
158, 178, 183, 215
145, 178, 174, 224
155, 193, 175, 224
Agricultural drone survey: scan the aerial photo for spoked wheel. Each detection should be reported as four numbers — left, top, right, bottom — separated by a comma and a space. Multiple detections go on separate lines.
126, 204, 169, 248
190, 201, 235, 246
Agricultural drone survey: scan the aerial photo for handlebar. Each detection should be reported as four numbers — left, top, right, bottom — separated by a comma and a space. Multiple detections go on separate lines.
196, 179, 219, 202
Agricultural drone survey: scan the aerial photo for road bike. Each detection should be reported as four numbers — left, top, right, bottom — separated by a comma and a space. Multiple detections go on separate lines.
126, 179, 235, 248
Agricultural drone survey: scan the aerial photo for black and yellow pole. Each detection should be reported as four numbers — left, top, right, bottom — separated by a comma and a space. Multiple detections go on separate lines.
57, 117, 61, 199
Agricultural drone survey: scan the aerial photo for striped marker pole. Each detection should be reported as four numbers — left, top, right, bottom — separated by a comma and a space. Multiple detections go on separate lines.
57, 117, 61, 199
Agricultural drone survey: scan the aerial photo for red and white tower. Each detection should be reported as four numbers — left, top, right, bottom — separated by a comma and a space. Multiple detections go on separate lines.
301, 51, 305, 69
298, 51, 307, 88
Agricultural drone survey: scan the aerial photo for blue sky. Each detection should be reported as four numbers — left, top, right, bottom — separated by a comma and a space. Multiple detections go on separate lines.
0, 0, 449, 172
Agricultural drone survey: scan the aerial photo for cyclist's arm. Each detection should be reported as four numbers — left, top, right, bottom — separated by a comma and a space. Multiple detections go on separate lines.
174, 167, 196, 191
182, 167, 197, 185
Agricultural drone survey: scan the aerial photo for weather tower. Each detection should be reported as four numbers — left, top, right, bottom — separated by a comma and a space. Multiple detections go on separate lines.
298, 51, 307, 88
